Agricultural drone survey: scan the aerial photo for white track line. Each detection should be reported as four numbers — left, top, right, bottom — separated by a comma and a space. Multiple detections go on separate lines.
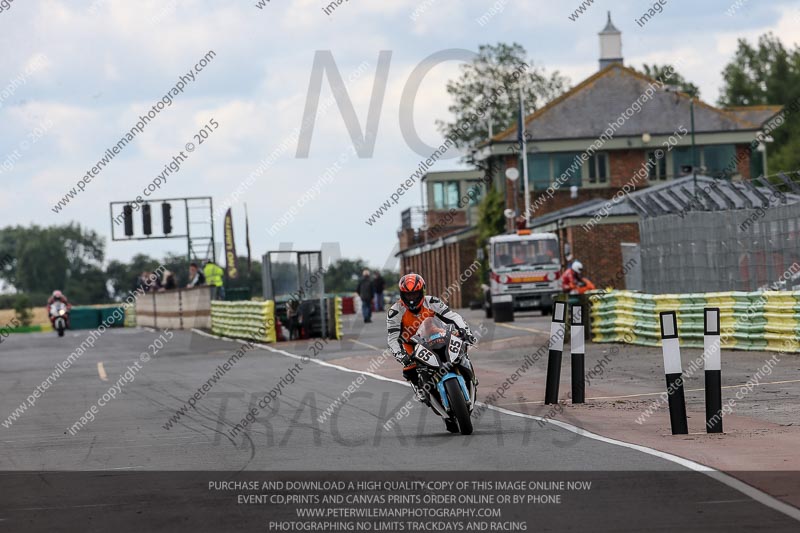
96, 362, 108, 382
191, 329, 800, 522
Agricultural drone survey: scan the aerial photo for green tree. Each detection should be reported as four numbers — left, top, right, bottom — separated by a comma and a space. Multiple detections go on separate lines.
323, 258, 370, 294
637, 64, 700, 98
475, 179, 507, 287
106, 254, 161, 299
436, 43, 569, 155
0, 224, 107, 303
225, 256, 263, 298
718, 33, 800, 173
14, 294, 33, 327
15, 229, 69, 294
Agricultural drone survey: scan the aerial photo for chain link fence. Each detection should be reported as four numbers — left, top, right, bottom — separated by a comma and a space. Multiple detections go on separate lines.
640, 204, 800, 293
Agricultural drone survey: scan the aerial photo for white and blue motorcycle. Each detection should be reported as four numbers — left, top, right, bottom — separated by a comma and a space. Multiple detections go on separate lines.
409, 317, 477, 435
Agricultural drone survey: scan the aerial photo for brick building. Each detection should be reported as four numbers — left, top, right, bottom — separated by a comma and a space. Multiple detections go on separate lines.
398, 13, 783, 305
398, 170, 487, 308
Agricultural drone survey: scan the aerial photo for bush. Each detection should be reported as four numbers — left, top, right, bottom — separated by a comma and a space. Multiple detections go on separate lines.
13, 295, 33, 327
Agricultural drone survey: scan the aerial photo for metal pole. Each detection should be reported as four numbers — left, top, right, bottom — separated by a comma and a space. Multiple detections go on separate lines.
184, 199, 191, 263
209, 197, 216, 265
518, 84, 531, 228
691, 98, 697, 200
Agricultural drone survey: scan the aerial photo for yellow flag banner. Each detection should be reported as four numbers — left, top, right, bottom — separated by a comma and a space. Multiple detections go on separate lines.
224, 208, 238, 279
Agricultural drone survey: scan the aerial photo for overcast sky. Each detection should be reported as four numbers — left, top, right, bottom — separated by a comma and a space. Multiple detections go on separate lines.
1, 0, 798, 271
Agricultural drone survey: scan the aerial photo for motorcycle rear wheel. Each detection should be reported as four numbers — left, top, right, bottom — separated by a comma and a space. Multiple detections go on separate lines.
444, 379, 473, 435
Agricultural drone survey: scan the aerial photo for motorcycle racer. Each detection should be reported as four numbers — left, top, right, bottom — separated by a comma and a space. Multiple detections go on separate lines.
387, 273, 477, 403
46, 290, 72, 329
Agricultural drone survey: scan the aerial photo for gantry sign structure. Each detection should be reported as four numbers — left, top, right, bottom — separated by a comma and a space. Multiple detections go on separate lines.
108, 196, 216, 264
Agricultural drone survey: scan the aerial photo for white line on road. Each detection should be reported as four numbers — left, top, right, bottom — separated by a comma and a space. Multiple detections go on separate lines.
350, 339, 383, 351
192, 328, 800, 523
96, 362, 108, 381
494, 322, 549, 335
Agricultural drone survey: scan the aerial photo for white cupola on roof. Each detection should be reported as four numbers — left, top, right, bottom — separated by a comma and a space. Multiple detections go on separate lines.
598, 11, 623, 70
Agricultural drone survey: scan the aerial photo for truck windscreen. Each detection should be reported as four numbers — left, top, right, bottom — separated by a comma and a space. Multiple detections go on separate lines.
494, 239, 559, 268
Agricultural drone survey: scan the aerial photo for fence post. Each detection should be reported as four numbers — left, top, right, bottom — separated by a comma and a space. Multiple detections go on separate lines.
571, 304, 585, 404
704, 308, 723, 433
659, 311, 688, 435
544, 301, 567, 405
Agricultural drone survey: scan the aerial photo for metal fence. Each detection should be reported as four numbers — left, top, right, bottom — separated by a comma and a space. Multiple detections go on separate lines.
640, 204, 800, 293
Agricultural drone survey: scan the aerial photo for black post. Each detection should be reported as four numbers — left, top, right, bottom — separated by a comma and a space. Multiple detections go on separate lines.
571, 303, 585, 403
544, 301, 567, 405
660, 311, 688, 435
704, 308, 723, 433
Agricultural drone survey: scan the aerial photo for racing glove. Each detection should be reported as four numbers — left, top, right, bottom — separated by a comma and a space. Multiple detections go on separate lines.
458, 328, 477, 346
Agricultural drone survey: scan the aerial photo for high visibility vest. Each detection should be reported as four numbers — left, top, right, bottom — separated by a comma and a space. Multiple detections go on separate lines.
204, 263, 224, 287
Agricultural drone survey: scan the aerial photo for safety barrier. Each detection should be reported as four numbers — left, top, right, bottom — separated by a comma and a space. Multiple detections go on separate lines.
333, 297, 343, 340
589, 289, 800, 353
210, 300, 277, 343
135, 287, 213, 329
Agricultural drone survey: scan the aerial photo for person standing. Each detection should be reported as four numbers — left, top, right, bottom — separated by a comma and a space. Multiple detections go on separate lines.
356, 269, 375, 323
187, 262, 206, 288
373, 272, 385, 312
204, 260, 225, 300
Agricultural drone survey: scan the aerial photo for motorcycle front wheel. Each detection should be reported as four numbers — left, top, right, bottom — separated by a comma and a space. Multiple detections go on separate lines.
444, 379, 473, 435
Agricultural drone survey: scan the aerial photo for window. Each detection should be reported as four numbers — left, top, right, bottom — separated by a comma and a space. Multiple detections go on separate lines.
672, 147, 695, 177
432, 181, 460, 209
646, 150, 668, 181
552, 153, 583, 187
529, 153, 550, 191
588, 153, 609, 184
463, 181, 484, 206
702, 145, 737, 178
749, 148, 765, 180
527, 152, 583, 190
493, 238, 560, 268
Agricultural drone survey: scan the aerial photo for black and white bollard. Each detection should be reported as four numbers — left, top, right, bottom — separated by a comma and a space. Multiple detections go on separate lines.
659, 311, 688, 435
703, 307, 723, 434
571, 304, 585, 404
544, 301, 567, 405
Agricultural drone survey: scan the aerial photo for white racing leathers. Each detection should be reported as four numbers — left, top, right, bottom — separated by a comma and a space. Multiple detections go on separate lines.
386, 296, 473, 363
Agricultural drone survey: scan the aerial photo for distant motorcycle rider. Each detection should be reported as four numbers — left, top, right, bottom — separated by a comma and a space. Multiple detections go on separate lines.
46, 290, 72, 328
387, 273, 477, 403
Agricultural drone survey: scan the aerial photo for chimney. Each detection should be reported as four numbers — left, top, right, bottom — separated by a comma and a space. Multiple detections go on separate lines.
599, 11, 623, 70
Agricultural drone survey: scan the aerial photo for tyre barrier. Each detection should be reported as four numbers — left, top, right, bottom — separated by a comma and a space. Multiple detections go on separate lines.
589, 289, 800, 353
210, 301, 277, 343
333, 296, 343, 340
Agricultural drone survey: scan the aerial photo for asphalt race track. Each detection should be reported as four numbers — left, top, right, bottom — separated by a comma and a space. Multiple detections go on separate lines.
1, 327, 798, 532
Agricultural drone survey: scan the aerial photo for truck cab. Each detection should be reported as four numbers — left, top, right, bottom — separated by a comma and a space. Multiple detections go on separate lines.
485, 231, 561, 318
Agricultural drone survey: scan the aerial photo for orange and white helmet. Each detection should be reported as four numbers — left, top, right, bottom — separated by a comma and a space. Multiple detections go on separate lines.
398, 273, 426, 313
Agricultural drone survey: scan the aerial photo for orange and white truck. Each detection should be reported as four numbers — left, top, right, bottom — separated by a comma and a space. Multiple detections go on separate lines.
484, 231, 562, 319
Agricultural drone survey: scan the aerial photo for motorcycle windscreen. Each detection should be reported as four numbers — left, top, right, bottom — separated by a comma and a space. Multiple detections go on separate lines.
415, 316, 449, 349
